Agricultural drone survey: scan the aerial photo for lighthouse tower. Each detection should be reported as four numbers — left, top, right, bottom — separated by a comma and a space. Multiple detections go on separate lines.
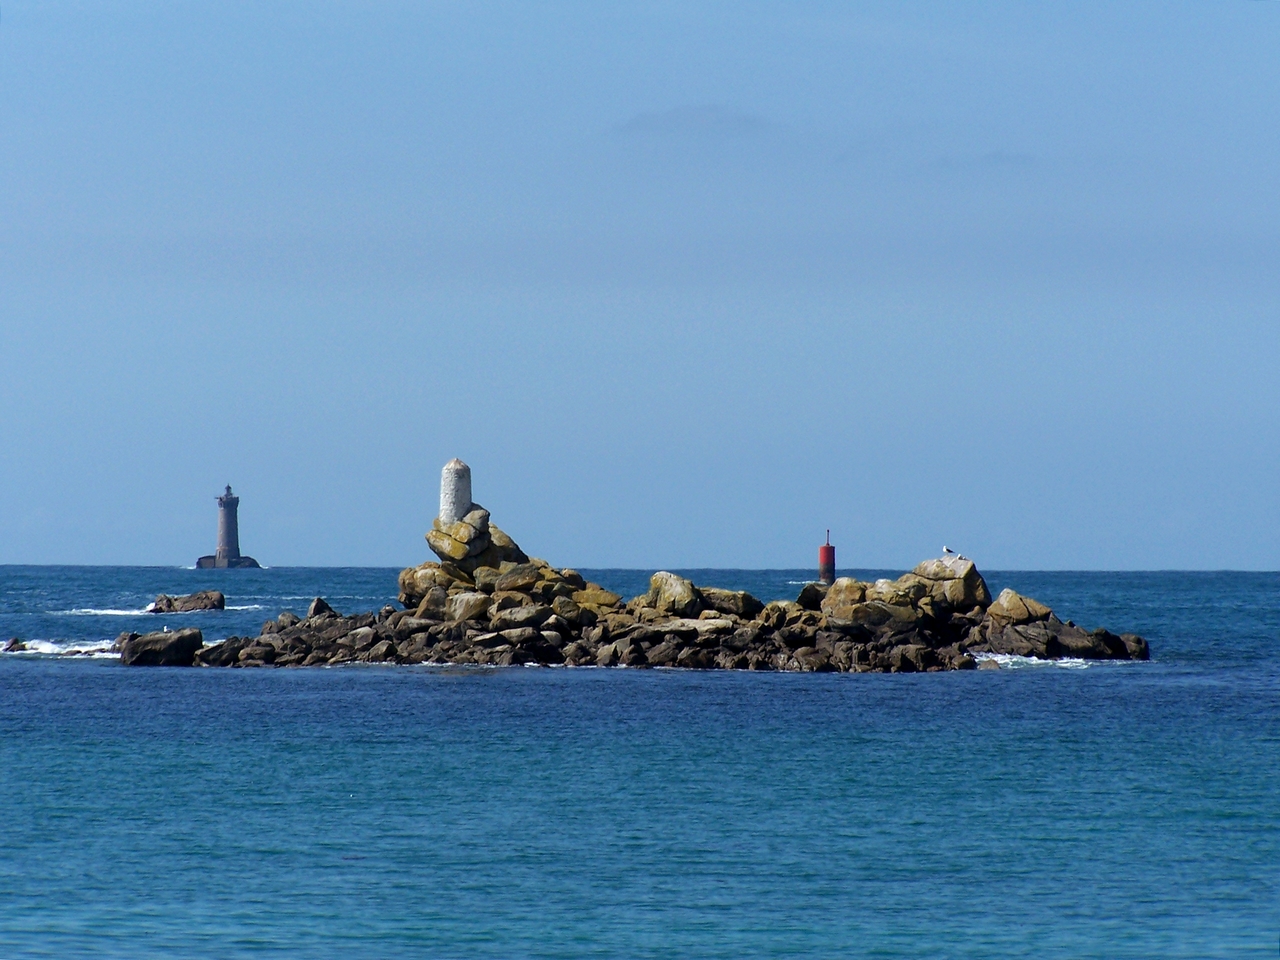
196, 486, 261, 569
216, 485, 241, 563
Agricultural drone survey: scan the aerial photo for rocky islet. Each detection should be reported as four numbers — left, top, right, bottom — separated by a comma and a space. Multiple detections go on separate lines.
163, 484, 1148, 671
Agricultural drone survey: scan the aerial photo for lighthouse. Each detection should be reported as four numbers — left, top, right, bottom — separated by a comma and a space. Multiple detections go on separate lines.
216, 485, 241, 563
196, 486, 261, 569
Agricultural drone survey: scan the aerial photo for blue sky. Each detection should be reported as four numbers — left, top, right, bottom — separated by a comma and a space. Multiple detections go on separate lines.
1, 1, 1277, 569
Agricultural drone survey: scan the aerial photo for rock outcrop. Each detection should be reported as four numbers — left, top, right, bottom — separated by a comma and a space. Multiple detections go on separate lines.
190, 553, 1148, 672
119, 628, 205, 666
177, 461, 1150, 673
147, 591, 225, 614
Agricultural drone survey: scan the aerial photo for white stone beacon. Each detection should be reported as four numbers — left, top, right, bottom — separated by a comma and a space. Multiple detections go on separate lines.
439, 458, 473, 525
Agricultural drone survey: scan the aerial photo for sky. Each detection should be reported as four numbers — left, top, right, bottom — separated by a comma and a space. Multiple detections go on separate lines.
0, 1, 1277, 570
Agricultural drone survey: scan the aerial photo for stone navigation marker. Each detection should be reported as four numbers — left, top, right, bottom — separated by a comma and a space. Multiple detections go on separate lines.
195, 485, 261, 569
416, 459, 528, 579
439, 458, 472, 524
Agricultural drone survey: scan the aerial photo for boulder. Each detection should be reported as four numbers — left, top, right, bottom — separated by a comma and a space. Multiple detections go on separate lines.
147, 590, 225, 614
426, 528, 471, 562
756, 600, 802, 629
195, 636, 247, 667
446, 592, 491, 623
635, 572, 701, 617
698, 586, 764, 619
573, 585, 623, 609
495, 564, 542, 593
827, 601, 923, 632
308, 597, 338, 618
865, 577, 926, 606
120, 628, 204, 666
986, 588, 1053, 624
398, 561, 463, 606
487, 523, 528, 563
414, 586, 449, 619
424, 516, 528, 575
490, 604, 552, 631
911, 556, 992, 608
819, 578, 869, 619
973, 618, 1142, 661
795, 582, 829, 611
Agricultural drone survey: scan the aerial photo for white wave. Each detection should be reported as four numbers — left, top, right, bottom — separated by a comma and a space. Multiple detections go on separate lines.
54, 607, 151, 617
226, 604, 264, 611
972, 653, 1090, 670
5, 639, 118, 658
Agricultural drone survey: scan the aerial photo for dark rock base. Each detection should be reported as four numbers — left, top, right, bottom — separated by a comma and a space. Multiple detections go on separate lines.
195, 556, 261, 569
188, 575, 1148, 674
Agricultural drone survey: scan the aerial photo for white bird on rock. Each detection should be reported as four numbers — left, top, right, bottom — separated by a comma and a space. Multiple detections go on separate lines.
942, 546, 955, 556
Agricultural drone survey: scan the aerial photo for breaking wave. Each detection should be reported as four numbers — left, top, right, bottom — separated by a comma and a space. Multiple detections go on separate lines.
3, 639, 118, 658
55, 607, 151, 617
972, 653, 1092, 670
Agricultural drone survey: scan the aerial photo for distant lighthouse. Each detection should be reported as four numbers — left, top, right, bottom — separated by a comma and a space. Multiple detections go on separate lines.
216, 485, 241, 563
196, 486, 261, 569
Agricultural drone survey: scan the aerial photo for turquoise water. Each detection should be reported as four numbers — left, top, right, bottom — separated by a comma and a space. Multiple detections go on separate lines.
1, 567, 1278, 957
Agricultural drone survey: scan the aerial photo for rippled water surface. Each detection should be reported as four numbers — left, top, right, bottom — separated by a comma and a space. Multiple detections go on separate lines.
1, 566, 1277, 957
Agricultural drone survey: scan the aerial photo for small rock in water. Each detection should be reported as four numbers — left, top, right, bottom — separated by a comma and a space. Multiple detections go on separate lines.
3, 638, 26, 652
147, 591, 225, 614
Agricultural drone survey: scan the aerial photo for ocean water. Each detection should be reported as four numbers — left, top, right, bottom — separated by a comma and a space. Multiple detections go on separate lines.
1, 566, 1277, 958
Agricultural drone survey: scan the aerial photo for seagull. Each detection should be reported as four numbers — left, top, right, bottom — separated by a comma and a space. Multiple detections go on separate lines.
942, 545, 955, 556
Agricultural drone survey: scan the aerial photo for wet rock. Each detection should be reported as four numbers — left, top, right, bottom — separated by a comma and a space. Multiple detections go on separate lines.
195, 636, 247, 666
3, 638, 26, 652
148, 590, 225, 614
120, 628, 204, 666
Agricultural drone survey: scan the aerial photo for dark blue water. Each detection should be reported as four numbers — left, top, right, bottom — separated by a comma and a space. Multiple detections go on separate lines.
2, 566, 1278, 957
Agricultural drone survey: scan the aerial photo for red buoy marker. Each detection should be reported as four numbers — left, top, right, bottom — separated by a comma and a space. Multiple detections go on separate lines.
818, 530, 835, 585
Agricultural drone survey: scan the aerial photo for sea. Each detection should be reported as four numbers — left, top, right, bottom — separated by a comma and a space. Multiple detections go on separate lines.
1, 565, 1277, 958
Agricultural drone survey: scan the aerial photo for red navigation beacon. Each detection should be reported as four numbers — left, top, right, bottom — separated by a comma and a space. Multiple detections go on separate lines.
818, 530, 835, 585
